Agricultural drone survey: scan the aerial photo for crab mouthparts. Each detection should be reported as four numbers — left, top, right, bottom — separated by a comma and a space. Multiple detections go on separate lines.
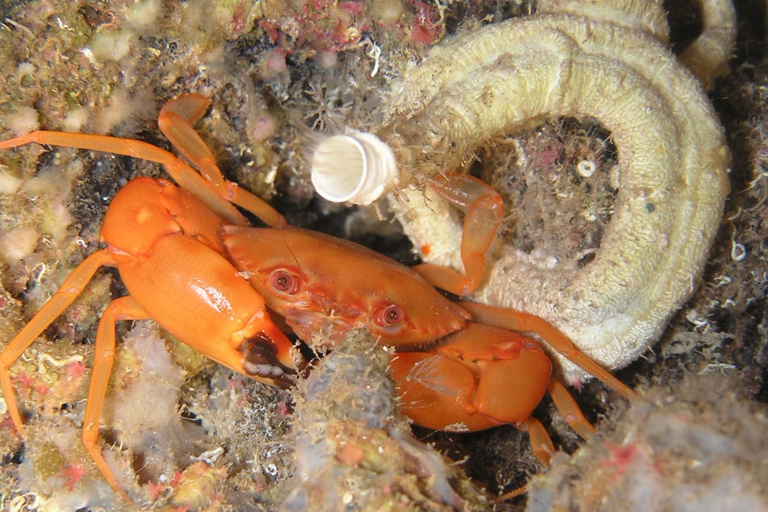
284, 307, 359, 346
239, 334, 296, 388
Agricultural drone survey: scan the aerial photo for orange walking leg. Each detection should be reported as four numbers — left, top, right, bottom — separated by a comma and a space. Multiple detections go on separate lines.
82, 295, 149, 501
158, 94, 287, 227
458, 302, 637, 399
0, 130, 249, 227
548, 379, 596, 440
521, 416, 556, 467
495, 384, 596, 502
492, 417, 554, 501
0, 249, 114, 433
415, 173, 502, 295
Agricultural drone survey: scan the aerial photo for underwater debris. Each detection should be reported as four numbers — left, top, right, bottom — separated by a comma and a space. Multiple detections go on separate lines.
526, 372, 768, 512
282, 329, 487, 512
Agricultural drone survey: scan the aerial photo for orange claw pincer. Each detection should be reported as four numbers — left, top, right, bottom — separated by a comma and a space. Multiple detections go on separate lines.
0, 94, 294, 500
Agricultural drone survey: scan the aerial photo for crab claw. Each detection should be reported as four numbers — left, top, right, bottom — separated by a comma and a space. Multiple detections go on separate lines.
221, 306, 297, 388
391, 323, 552, 431
237, 322, 297, 388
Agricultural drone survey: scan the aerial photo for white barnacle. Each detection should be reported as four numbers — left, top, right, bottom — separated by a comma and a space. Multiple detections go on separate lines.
375, 2, 731, 378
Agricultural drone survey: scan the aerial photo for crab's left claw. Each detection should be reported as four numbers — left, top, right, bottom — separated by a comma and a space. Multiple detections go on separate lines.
391, 322, 599, 466
391, 323, 552, 432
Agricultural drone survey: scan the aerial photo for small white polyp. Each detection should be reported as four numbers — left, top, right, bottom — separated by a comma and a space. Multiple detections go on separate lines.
310, 130, 398, 205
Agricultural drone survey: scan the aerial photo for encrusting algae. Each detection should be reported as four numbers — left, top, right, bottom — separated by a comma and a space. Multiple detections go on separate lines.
282, 330, 487, 512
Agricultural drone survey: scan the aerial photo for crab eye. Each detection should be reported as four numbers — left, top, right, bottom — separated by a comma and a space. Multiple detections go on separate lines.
270, 270, 300, 295
374, 303, 405, 327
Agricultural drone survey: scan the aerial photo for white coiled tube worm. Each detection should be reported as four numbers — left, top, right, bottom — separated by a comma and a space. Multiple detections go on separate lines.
376, 8, 731, 379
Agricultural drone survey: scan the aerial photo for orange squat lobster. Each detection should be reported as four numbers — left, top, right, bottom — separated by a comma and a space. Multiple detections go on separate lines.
0, 94, 634, 500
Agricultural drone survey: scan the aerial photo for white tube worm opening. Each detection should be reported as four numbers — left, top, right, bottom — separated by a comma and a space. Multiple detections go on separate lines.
310, 130, 398, 205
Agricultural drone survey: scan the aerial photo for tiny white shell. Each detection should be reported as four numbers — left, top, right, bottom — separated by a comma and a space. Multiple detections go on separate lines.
577, 159, 597, 177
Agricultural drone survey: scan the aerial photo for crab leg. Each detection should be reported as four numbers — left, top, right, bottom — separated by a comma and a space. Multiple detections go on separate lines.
458, 301, 636, 399
521, 381, 596, 466
493, 417, 556, 500
82, 295, 149, 502
0, 131, 249, 227
0, 249, 115, 434
547, 379, 596, 439
392, 322, 596, 467
158, 94, 287, 227
391, 323, 553, 431
522, 417, 556, 466
415, 173, 502, 295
